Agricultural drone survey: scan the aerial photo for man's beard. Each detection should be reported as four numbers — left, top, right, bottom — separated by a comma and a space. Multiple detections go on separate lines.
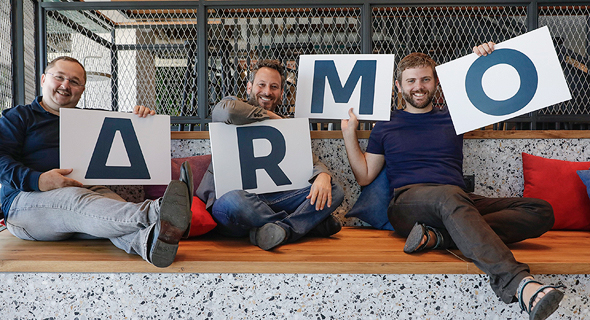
247, 92, 278, 111
401, 88, 436, 109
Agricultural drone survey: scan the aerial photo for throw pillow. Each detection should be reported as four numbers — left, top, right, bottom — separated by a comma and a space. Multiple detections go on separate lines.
187, 196, 217, 237
522, 152, 590, 230
345, 168, 394, 230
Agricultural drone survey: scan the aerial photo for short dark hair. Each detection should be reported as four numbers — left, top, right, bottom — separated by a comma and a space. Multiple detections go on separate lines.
45, 56, 87, 83
249, 59, 285, 89
396, 52, 437, 82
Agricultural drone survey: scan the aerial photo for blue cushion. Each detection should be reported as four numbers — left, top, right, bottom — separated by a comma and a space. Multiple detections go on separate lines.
345, 168, 394, 230
577, 169, 590, 197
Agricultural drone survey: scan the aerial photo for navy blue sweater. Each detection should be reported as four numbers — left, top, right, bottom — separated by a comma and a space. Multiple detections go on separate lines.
0, 97, 61, 217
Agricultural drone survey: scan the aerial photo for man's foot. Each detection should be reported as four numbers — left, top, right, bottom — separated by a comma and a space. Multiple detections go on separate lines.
403, 222, 444, 254
250, 223, 287, 251
150, 180, 192, 268
517, 277, 565, 320
307, 215, 342, 237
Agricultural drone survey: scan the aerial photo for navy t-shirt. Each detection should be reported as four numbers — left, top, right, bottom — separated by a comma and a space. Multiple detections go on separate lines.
366, 106, 465, 198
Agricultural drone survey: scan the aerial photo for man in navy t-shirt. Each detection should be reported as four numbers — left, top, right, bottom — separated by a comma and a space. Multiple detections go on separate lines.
341, 44, 564, 319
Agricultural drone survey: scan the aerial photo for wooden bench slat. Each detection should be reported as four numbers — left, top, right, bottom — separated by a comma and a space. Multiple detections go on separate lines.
0, 228, 587, 274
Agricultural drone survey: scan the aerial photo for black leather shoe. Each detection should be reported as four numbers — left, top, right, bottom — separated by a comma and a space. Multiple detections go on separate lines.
150, 180, 191, 268
307, 215, 342, 237
250, 223, 287, 251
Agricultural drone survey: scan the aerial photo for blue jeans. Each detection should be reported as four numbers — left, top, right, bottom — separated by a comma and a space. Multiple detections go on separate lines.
211, 182, 344, 242
5, 186, 162, 264
388, 183, 554, 304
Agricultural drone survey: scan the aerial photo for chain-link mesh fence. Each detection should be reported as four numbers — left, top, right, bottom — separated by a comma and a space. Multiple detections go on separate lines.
0, 1, 11, 111
6, 2, 589, 130
538, 6, 590, 125
373, 6, 527, 113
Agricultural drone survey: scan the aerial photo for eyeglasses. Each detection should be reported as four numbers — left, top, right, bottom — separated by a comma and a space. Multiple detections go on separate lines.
45, 72, 85, 88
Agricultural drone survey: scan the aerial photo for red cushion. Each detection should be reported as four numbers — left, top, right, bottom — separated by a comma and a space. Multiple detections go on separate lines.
522, 152, 590, 230
187, 196, 217, 237
143, 155, 216, 237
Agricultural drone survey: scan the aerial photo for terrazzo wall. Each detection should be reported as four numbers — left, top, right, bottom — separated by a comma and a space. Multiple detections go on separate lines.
2, 138, 589, 319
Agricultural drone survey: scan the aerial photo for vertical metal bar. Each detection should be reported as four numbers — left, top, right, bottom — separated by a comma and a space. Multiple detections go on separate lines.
12, 0, 25, 106
111, 28, 118, 112
528, 1, 539, 129
35, 0, 45, 96
361, 2, 372, 54
197, 0, 208, 130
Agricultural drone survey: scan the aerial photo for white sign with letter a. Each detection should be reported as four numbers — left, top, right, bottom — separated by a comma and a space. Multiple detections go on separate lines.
209, 118, 313, 198
60, 108, 171, 185
295, 54, 395, 121
437, 26, 571, 134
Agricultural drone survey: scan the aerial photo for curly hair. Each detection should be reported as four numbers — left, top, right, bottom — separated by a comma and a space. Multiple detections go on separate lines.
249, 59, 286, 89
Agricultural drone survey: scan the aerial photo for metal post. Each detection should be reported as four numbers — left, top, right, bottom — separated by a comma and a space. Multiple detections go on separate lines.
527, 1, 538, 129
12, 0, 25, 106
197, 0, 209, 130
361, 2, 372, 54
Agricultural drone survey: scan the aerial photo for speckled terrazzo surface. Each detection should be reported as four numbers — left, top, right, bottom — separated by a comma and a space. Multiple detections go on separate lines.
0, 273, 586, 319
4, 138, 590, 319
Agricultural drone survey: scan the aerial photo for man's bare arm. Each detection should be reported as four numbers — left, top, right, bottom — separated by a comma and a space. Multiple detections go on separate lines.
341, 108, 385, 186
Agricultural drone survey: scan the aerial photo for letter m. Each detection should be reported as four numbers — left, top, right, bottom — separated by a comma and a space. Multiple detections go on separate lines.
310, 60, 377, 115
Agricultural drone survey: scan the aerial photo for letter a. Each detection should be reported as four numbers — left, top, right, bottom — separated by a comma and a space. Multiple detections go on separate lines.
85, 117, 151, 179
237, 126, 292, 190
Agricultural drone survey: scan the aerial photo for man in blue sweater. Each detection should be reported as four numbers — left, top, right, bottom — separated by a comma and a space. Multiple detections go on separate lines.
0, 56, 192, 268
341, 44, 564, 320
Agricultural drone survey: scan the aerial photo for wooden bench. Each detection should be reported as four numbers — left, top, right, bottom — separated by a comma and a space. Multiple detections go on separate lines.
1, 227, 588, 274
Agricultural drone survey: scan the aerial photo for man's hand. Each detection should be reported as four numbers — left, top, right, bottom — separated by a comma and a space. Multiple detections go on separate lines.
133, 105, 156, 118
307, 172, 332, 210
341, 108, 359, 137
473, 41, 496, 56
38, 168, 83, 191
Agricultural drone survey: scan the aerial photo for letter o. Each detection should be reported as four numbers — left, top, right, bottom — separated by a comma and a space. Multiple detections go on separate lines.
465, 48, 538, 116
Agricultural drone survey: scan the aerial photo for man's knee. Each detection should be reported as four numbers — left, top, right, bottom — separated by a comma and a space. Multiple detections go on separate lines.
526, 198, 555, 232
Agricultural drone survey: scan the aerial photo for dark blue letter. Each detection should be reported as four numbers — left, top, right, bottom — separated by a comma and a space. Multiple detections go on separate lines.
310, 60, 377, 115
236, 126, 292, 190
86, 117, 151, 179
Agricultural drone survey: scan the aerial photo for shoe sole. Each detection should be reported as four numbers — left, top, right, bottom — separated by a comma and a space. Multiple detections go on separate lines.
404, 223, 426, 253
250, 224, 287, 251
151, 181, 191, 268
530, 289, 564, 320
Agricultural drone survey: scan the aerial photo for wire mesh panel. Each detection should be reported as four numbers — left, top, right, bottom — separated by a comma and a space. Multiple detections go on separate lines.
538, 6, 590, 126
46, 8, 199, 115
46, 9, 114, 110
207, 7, 362, 117
373, 6, 527, 110
113, 9, 199, 116
0, 0, 11, 111
37, 2, 590, 130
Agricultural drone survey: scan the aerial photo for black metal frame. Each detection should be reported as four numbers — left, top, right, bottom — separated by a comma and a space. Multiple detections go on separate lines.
9, 0, 590, 130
